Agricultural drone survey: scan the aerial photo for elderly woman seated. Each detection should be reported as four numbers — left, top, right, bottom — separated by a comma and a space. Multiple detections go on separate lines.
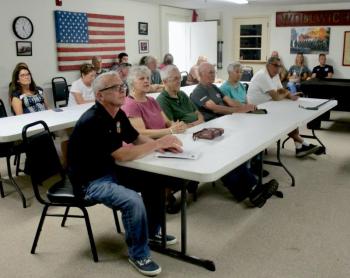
122, 65, 187, 213
122, 65, 187, 138
144, 56, 164, 93
157, 65, 204, 127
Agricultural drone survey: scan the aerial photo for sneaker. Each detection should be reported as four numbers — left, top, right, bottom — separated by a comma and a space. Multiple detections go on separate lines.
128, 257, 161, 277
314, 146, 326, 155
249, 179, 279, 208
296, 144, 321, 158
149, 233, 177, 246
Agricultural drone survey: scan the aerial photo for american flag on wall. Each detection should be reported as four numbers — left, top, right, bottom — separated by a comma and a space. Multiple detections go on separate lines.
54, 10, 125, 71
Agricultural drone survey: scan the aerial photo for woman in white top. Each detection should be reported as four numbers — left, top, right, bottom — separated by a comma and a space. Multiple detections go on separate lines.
68, 64, 96, 106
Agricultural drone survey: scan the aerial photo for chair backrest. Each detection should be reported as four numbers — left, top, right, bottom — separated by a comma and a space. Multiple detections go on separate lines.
180, 71, 189, 87
240, 66, 253, 82
52, 77, 69, 108
22, 121, 65, 204
0, 99, 8, 118
242, 82, 249, 92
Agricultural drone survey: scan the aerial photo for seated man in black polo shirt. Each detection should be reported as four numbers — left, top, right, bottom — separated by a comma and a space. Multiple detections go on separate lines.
67, 71, 182, 277
311, 53, 334, 79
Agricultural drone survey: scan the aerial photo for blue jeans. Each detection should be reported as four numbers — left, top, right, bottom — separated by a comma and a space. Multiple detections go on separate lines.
85, 175, 150, 260
221, 163, 257, 201
287, 81, 300, 95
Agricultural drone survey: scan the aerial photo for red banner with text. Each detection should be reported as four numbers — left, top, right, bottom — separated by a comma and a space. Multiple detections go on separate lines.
276, 10, 350, 27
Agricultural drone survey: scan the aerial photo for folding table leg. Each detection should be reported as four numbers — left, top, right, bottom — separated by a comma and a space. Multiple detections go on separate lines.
264, 140, 296, 187
150, 183, 216, 271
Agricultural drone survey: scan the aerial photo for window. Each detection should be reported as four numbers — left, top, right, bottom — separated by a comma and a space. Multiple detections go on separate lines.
233, 17, 269, 63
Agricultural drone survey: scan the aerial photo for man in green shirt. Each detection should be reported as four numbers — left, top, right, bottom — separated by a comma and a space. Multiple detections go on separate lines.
157, 65, 204, 127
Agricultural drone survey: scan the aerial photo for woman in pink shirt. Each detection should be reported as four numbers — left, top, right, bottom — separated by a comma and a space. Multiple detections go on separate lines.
122, 65, 187, 138
122, 65, 188, 214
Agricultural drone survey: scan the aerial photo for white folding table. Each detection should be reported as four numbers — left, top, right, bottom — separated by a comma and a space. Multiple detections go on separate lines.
117, 98, 337, 271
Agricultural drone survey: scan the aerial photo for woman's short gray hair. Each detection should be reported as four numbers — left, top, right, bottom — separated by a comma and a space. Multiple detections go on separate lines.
144, 55, 156, 66
92, 71, 119, 95
227, 62, 242, 73
160, 65, 179, 81
127, 65, 151, 91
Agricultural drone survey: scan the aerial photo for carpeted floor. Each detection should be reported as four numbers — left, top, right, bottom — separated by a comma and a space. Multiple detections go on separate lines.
0, 111, 349, 278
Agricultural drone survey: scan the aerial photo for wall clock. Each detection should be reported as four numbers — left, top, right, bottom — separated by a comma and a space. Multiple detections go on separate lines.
13, 16, 34, 40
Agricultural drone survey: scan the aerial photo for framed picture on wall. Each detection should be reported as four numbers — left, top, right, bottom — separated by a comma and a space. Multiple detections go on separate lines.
343, 31, 350, 66
138, 40, 149, 54
16, 41, 32, 56
138, 22, 148, 35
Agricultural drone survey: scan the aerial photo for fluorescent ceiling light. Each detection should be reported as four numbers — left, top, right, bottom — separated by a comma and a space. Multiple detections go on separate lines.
225, 0, 248, 4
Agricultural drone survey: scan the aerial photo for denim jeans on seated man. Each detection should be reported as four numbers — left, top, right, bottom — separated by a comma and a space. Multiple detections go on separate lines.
84, 166, 177, 260
85, 174, 151, 260
221, 163, 257, 202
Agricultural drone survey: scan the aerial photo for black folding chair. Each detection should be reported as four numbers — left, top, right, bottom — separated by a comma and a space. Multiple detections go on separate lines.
180, 71, 189, 87
242, 82, 249, 92
0, 99, 27, 207
22, 120, 121, 262
52, 77, 70, 108
240, 66, 253, 82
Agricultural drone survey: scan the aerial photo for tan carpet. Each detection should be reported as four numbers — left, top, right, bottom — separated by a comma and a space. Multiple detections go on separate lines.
0, 111, 349, 278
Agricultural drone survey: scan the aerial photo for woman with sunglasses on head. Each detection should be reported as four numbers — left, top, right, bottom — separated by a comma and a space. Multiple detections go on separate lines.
68, 63, 96, 106
11, 65, 49, 115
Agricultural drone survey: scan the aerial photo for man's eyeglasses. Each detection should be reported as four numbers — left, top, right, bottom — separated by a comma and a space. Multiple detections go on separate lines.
99, 84, 128, 93
270, 63, 282, 68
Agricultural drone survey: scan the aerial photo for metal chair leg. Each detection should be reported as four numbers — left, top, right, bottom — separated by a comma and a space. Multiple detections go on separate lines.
0, 178, 4, 198
112, 210, 122, 234
81, 207, 99, 262
15, 153, 22, 176
281, 137, 290, 149
6, 156, 27, 208
31, 205, 49, 254
61, 206, 70, 227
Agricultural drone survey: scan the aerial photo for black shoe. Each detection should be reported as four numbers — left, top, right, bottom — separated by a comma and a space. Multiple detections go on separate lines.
249, 179, 279, 208
296, 144, 321, 158
149, 233, 177, 246
166, 194, 181, 214
314, 146, 325, 155
187, 181, 199, 194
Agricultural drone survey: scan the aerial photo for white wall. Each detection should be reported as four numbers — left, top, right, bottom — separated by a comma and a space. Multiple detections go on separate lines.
0, 0, 161, 112
199, 3, 350, 80
169, 21, 217, 72
160, 6, 192, 57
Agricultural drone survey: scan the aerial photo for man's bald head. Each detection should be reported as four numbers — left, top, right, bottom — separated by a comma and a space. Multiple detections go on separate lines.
198, 62, 215, 85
